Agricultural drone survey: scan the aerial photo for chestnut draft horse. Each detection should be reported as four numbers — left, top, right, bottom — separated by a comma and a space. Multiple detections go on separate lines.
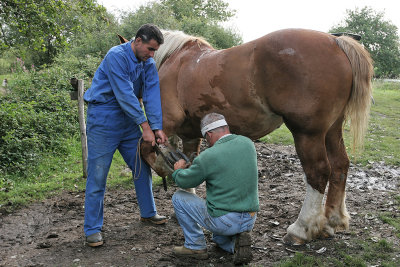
124, 28, 373, 245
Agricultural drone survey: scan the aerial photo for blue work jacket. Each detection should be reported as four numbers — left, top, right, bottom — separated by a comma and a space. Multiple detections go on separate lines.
84, 41, 163, 130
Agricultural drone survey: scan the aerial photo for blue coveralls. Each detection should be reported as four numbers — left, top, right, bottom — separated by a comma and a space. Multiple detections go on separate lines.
83, 41, 163, 237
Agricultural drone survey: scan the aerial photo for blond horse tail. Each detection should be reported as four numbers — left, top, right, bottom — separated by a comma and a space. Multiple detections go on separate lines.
335, 36, 374, 152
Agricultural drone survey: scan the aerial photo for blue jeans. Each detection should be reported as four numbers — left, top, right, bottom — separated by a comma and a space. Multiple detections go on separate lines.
84, 102, 157, 237
172, 190, 256, 253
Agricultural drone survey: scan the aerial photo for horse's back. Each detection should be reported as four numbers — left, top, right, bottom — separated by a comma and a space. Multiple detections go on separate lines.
248, 29, 353, 131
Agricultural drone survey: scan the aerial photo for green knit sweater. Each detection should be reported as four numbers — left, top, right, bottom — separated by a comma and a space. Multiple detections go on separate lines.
172, 134, 259, 217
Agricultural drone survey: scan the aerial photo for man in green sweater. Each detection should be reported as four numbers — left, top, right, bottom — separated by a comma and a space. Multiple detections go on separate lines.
171, 113, 259, 264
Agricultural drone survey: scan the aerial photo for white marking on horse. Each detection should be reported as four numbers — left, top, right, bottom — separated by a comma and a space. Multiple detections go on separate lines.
196, 51, 208, 63
279, 48, 295, 55
287, 182, 325, 241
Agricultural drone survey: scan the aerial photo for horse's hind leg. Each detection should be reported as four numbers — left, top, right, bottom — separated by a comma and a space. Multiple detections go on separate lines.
283, 132, 330, 245
323, 118, 350, 237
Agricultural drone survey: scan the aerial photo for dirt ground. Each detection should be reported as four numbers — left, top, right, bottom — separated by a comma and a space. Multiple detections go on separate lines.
1, 142, 399, 266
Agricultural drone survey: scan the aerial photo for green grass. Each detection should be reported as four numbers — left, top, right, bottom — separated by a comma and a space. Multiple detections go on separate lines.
277, 238, 400, 267
0, 74, 9, 81
260, 124, 293, 145
357, 80, 400, 166
277, 252, 323, 267
260, 80, 400, 167
379, 194, 400, 239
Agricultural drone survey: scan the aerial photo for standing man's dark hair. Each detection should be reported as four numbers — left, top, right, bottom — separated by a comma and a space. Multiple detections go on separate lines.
135, 23, 164, 45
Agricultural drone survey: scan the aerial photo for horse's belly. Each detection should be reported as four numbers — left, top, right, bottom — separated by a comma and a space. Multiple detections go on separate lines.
229, 103, 283, 140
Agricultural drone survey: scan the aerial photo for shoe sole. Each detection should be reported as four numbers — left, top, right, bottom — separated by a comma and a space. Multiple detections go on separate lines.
140, 218, 168, 225
87, 241, 104, 247
234, 232, 253, 265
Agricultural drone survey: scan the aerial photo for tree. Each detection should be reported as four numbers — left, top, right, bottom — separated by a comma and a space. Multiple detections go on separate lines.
330, 7, 400, 78
160, 0, 234, 23
1, 0, 67, 63
0, 0, 113, 67
119, 0, 242, 49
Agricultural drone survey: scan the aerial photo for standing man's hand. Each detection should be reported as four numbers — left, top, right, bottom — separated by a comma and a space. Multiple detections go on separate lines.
141, 122, 156, 146
154, 130, 167, 144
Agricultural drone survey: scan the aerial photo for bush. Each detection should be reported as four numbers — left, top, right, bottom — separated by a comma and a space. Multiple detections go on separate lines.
0, 81, 79, 175
30, 54, 101, 92
0, 45, 101, 176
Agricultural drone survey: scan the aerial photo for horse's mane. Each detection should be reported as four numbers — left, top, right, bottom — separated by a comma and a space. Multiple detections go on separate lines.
153, 30, 212, 69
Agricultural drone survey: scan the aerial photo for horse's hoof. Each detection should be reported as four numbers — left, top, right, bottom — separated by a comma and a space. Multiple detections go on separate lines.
282, 233, 306, 246
319, 229, 334, 240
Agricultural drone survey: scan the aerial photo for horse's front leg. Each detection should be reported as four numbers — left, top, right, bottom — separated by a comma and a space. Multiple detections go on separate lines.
181, 137, 202, 160
179, 137, 202, 194
283, 132, 330, 245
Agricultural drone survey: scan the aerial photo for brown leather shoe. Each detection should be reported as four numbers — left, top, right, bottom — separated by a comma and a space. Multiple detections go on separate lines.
140, 214, 168, 225
233, 232, 253, 264
173, 246, 208, 259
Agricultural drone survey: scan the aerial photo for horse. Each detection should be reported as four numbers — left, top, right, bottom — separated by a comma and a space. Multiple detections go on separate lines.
121, 28, 373, 245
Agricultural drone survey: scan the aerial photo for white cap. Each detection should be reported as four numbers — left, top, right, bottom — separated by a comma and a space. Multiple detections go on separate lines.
201, 119, 228, 137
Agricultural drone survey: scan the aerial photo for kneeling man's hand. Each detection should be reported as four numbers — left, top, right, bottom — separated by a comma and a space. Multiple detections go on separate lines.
174, 159, 188, 170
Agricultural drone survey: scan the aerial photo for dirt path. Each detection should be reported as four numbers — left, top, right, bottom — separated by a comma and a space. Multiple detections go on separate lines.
1, 142, 399, 266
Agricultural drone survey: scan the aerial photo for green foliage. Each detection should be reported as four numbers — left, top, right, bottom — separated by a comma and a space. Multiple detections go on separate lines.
1, 0, 241, 71
40, 53, 102, 91
66, 1, 120, 59
119, 1, 180, 40
329, 7, 400, 78
160, 0, 234, 23
0, 50, 102, 176
0, 0, 113, 67
1, 0, 68, 54
0, 49, 17, 75
67, 24, 120, 60
0, 70, 78, 175
118, 0, 242, 49
179, 17, 242, 49
6, 53, 101, 93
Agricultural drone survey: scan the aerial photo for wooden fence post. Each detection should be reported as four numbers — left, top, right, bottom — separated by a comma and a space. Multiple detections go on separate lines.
70, 78, 88, 178
77, 79, 88, 178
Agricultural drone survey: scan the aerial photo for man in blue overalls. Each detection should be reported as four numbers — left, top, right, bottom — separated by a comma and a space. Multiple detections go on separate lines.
83, 24, 168, 247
